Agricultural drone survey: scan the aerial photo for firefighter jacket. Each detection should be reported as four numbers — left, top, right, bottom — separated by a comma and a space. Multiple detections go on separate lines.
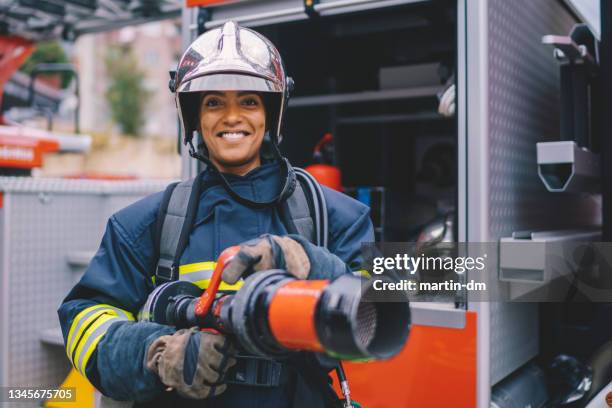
57, 161, 374, 407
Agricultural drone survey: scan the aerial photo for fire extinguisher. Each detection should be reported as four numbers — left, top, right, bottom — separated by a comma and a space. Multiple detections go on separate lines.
305, 133, 343, 191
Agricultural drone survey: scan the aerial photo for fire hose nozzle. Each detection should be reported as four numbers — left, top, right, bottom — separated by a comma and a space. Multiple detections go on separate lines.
140, 270, 411, 361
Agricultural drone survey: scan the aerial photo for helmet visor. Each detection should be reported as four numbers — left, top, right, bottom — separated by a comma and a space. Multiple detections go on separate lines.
178, 73, 283, 94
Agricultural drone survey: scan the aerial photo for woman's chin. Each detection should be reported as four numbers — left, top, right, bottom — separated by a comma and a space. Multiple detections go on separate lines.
215, 155, 260, 173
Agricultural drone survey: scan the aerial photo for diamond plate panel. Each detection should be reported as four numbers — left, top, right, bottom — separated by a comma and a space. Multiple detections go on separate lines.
487, 0, 597, 385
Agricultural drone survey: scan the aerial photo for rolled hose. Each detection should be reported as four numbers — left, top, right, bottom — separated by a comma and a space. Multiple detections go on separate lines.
142, 270, 411, 361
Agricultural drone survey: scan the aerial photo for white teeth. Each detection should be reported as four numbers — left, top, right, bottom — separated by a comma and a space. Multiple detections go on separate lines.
221, 132, 246, 141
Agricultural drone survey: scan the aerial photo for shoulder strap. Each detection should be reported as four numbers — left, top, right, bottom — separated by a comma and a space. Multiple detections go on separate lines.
284, 178, 316, 244
155, 177, 201, 285
154, 181, 179, 255
284, 167, 328, 248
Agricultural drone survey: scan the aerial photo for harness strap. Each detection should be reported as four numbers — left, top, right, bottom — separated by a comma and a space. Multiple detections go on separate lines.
295, 168, 328, 248
284, 179, 316, 244
155, 178, 201, 285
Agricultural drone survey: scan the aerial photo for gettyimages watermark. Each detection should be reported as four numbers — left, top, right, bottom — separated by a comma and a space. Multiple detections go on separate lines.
359, 242, 612, 303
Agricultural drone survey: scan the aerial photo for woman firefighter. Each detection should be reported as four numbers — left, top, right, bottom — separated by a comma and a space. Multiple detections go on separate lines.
58, 21, 373, 407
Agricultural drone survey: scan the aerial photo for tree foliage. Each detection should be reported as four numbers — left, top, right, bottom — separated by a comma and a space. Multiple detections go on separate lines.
104, 45, 150, 137
20, 41, 71, 88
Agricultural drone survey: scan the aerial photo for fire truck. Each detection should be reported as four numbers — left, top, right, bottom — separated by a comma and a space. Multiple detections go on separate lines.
1, 0, 611, 407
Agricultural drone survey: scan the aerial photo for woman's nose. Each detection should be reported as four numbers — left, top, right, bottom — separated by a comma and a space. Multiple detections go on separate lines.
222, 104, 242, 125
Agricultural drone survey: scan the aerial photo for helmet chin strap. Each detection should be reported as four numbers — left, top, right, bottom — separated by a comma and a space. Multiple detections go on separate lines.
187, 139, 296, 209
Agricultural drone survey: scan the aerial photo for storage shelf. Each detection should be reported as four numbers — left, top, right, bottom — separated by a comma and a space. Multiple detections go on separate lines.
537, 141, 600, 193
66, 250, 96, 268
337, 112, 448, 125
288, 85, 442, 108
40, 327, 64, 347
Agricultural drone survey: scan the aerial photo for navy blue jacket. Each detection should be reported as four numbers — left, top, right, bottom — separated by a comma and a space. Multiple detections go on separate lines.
58, 162, 373, 407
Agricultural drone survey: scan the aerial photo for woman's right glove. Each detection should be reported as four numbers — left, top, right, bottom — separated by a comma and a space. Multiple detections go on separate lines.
146, 327, 237, 399
222, 234, 350, 284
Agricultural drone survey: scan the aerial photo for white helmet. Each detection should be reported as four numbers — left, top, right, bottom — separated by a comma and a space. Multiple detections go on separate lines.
173, 21, 291, 149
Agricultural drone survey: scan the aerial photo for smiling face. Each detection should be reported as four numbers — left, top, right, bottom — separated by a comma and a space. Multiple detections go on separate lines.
199, 90, 266, 176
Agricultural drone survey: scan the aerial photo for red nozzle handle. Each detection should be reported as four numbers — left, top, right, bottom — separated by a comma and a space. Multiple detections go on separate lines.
194, 245, 241, 318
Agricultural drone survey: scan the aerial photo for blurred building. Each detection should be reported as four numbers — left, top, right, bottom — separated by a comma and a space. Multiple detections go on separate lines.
75, 20, 182, 139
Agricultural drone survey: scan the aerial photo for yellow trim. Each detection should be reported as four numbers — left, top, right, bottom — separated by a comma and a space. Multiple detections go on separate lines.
179, 261, 216, 274
355, 269, 372, 278
67, 309, 109, 361
67, 305, 135, 365
191, 278, 243, 291
73, 312, 117, 372
66, 305, 108, 357
76, 314, 118, 375
78, 330, 107, 376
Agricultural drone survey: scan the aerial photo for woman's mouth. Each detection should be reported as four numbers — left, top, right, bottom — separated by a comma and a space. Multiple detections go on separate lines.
217, 131, 250, 141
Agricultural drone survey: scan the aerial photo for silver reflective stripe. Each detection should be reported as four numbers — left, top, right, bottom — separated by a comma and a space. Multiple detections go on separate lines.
180, 269, 214, 283
67, 305, 108, 356
75, 315, 125, 374
109, 306, 132, 321
68, 305, 134, 359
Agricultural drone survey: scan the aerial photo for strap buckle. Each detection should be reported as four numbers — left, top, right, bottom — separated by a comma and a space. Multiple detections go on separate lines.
155, 258, 178, 284
227, 354, 287, 387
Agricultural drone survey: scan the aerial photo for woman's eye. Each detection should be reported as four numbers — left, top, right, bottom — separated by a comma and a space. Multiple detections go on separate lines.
241, 97, 259, 107
204, 98, 221, 108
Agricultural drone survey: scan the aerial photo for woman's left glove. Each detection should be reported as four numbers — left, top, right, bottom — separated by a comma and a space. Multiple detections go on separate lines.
146, 328, 236, 399
222, 234, 349, 284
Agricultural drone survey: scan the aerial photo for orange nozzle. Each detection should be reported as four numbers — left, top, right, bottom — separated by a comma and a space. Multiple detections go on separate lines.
268, 280, 329, 352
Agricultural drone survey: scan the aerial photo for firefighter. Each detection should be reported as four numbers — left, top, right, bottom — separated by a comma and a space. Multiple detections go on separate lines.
58, 21, 373, 407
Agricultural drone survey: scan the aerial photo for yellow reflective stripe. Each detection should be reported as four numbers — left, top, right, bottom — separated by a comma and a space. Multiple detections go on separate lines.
66, 304, 135, 364
72, 312, 118, 370
192, 278, 244, 291
354, 269, 371, 278
75, 314, 118, 375
179, 261, 216, 274
67, 307, 109, 361
78, 330, 107, 376
67, 305, 108, 355
181, 270, 213, 283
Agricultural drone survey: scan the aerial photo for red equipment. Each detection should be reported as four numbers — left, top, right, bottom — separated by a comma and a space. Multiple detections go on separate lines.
0, 37, 34, 123
0, 133, 58, 170
0, 37, 92, 174
305, 133, 343, 191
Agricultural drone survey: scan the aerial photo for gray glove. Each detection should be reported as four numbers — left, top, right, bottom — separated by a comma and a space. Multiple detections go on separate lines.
146, 328, 236, 399
222, 234, 349, 284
